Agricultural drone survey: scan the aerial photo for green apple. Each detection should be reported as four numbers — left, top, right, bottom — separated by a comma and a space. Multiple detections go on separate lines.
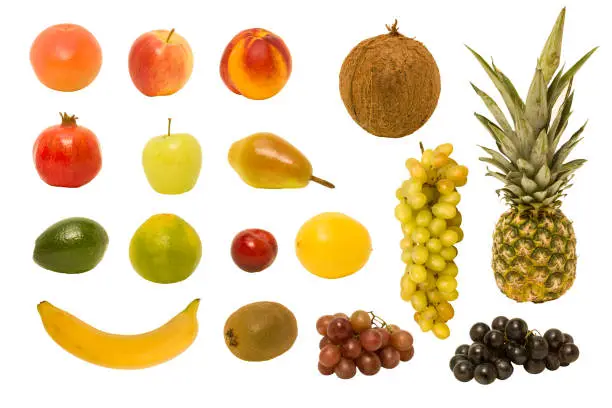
142, 119, 202, 194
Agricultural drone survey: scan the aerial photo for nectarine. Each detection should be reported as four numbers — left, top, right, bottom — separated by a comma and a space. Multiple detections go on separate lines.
30, 24, 102, 92
220, 28, 291, 100
128, 29, 193, 97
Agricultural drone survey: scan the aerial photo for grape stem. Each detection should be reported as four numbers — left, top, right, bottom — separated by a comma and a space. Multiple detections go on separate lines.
419, 141, 425, 154
368, 311, 388, 329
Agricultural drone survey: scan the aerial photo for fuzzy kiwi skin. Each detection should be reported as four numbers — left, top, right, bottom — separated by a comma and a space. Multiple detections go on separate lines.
340, 26, 441, 138
224, 301, 298, 362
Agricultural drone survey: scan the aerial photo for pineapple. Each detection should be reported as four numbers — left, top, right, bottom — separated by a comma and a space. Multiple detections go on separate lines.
468, 8, 597, 303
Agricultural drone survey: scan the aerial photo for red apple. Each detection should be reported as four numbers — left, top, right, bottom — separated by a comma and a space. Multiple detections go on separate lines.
33, 113, 102, 188
231, 229, 278, 272
128, 28, 193, 97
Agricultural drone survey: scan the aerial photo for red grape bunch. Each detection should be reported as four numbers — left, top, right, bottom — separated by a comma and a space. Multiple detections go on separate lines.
317, 310, 414, 379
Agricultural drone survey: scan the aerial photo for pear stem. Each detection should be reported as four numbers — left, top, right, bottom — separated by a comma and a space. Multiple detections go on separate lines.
310, 175, 335, 189
167, 118, 172, 136
166, 28, 175, 43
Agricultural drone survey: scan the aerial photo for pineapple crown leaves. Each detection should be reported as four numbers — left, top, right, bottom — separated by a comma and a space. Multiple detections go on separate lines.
468, 8, 598, 209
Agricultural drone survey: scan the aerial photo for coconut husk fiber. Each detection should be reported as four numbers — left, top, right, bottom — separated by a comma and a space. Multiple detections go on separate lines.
340, 21, 441, 138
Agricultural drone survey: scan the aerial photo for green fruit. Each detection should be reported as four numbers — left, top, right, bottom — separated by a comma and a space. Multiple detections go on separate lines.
224, 301, 298, 362
142, 119, 202, 195
129, 214, 201, 284
34, 217, 109, 274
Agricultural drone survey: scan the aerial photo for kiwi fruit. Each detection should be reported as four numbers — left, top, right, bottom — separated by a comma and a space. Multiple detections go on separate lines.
224, 301, 298, 362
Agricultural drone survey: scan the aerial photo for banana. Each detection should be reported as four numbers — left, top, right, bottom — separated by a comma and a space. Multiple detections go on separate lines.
37, 298, 200, 369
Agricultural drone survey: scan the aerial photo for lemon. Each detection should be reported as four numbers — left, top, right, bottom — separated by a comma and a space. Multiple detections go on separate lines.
130, 214, 201, 284
295, 212, 371, 279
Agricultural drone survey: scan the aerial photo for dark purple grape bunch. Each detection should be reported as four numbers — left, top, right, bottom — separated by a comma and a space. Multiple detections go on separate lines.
317, 311, 415, 379
450, 316, 580, 385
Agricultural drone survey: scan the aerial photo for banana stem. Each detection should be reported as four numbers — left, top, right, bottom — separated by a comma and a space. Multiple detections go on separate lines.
310, 175, 335, 189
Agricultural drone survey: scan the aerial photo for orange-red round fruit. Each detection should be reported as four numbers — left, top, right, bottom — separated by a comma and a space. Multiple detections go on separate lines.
30, 24, 102, 92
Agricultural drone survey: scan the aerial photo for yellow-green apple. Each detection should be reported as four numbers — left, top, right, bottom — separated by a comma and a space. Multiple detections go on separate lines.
129, 29, 193, 96
142, 119, 201, 194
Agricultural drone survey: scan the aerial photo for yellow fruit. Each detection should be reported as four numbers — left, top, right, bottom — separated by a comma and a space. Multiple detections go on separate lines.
295, 212, 371, 279
411, 291, 428, 312
435, 143, 453, 156
436, 302, 455, 322
432, 322, 450, 339
409, 264, 427, 283
38, 299, 200, 369
426, 238, 443, 253
432, 203, 457, 219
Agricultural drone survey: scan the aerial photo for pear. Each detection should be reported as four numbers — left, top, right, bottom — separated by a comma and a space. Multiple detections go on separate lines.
143, 119, 202, 195
228, 132, 333, 189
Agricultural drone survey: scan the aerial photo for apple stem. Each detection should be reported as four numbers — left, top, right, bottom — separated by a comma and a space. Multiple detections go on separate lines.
310, 175, 335, 189
167, 118, 172, 137
59, 112, 78, 127
166, 28, 175, 43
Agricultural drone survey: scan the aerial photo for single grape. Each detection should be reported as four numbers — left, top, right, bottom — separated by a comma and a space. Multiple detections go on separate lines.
433, 152, 449, 168
401, 250, 412, 264
469, 322, 491, 343
411, 291, 428, 312
440, 230, 459, 247
415, 209, 433, 227
453, 360, 475, 382
545, 353, 561, 371
335, 358, 357, 380
418, 318, 434, 332
356, 352, 382, 376
436, 179, 455, 195
409, 264, 428, 283
394, 203, 413, 223
436, 302, 455, 322
447, 165, 469, 182
377, 328, 390, 348
408, 162, 427, 182
426, 238, 443, 253
402, 178, 422, 195
360, 329, 383, 352
421, 149, 435, 167
447, 212, 462, 227
399, 237, 412, 250
527, 335, 549, 360
439, 191, 461, 206
428, 218, 447, 237
327, 317, 354, 344
563, 333, 574, 344
319, 336, 332, 349
390, 330, 414, 351
342, 337, 362, 359
379, 346, 401, 369
436, 276, 457, 292
427, 290, 444, 304
524, 359, 546, 374
412, 227, 431, 244
448, 226, 463, 242
440, 246, 458, 261
412, 247, 429, 265
505, 343, 528, 365
450, 355, 466, 372
558, 343, 579, 364
455, 344, 470, 356
468, 343, 491, 365
401, 274, 417, 294
427, 254, 446, 272
422, 305, 438, 321
433, 322, 450, 339
440, 290, 459, 301
318, 362, 335, 376
399, 347, 414, 362
494, 358, 513, 380
543, 329, 564, 351
350, 310, 372, 333
505, 318, 528, 342
474, 363, 497, 385
440, 262, 458, 277
435, 143, 453, 156
483, 330, 505, 349
491, 316, 509, 332
409, 193, 428, 209
387, 324, 401, 333
432, 202, 457, 220
402, 222, 416, 236
316, 315, 334, 336
319, 344, 341, 368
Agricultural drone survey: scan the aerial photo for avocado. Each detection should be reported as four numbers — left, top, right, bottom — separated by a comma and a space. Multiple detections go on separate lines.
224, 301, 298, 362
34, 217, 109, 274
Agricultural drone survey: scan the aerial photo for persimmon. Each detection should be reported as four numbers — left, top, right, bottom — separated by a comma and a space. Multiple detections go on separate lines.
30, 24, 102, 92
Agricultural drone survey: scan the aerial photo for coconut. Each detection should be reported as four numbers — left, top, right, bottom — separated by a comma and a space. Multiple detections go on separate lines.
339, 21, 441, 138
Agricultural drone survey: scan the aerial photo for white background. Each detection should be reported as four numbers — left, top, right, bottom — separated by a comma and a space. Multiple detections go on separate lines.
0, 0, 607, 406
